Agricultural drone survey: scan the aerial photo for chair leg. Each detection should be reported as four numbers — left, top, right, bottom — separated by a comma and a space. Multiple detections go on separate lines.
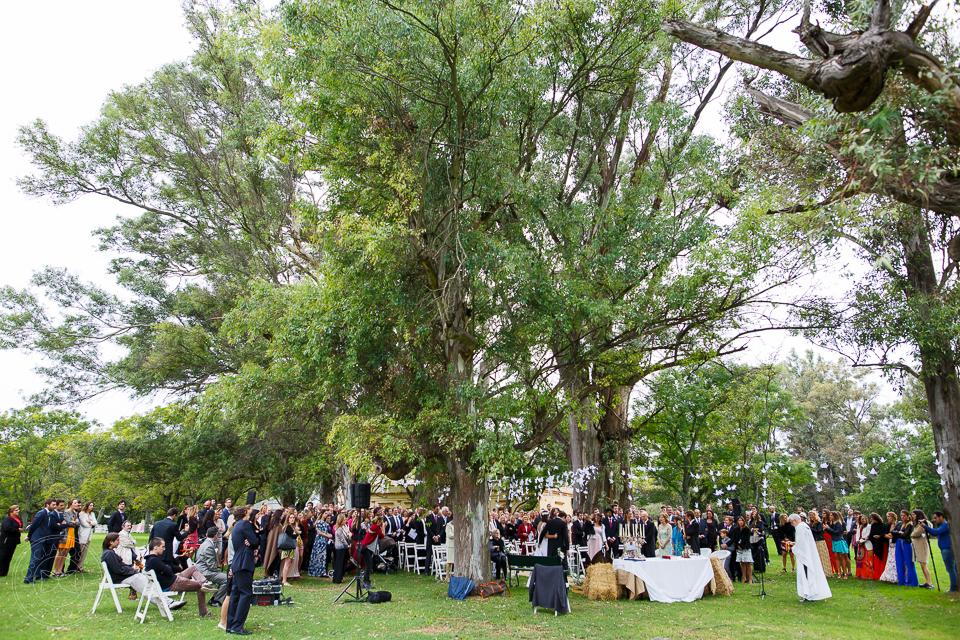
110, 586, 123, 613
136, 593, 149, 624
92, 587, 102, 614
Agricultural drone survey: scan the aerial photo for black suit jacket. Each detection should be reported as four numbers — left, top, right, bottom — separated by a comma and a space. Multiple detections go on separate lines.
231, 519, 259, 573
571, 519, 587, 546
685, 520, 701, 553
640, 519, 657, 557
107, 510, 126, 533
425, 513, 442, 545
149, 517, 189, 566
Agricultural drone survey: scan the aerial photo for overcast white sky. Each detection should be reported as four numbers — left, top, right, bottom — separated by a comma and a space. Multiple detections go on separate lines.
0, 2, 896, 425
0, 2, 196, 423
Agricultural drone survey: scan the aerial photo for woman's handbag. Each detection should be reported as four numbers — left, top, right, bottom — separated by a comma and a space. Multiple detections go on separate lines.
277, 532, 296, 551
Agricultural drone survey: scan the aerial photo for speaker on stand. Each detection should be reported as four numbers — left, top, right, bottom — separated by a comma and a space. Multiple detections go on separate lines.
247, 490, 257, 506
351, 483, 371, 510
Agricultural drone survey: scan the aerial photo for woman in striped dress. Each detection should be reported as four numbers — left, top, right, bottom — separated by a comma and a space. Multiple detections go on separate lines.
808, 511, 834, 578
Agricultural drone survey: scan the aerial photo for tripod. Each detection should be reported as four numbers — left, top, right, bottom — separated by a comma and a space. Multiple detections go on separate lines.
333, 556, 370, 604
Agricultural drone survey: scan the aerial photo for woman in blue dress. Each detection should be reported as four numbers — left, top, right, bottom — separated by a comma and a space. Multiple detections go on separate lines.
308, 510, 333, 577
672, 518, 685, 555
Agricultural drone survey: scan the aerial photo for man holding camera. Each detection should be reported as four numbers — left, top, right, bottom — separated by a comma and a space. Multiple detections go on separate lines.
923, 511, 957, 592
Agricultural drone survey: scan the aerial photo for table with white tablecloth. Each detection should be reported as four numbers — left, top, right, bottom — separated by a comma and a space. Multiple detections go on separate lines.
613, 557, 715, 603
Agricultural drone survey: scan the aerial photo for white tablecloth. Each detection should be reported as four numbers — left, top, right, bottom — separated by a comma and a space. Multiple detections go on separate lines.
613, 557, 714, 603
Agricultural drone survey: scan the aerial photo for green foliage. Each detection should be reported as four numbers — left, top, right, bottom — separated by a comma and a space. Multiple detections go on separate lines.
0, 408, 94, 515
633, 362, 811, 510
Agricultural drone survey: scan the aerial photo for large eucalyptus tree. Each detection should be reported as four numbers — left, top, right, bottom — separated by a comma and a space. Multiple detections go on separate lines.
664, 0, 960, 554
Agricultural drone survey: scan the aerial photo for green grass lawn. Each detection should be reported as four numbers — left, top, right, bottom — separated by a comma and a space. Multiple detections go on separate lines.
0, 536, 956, 639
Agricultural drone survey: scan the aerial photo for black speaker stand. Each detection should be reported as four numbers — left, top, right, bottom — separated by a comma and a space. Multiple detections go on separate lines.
333, 558, 370, 604
333, 574, 369, 604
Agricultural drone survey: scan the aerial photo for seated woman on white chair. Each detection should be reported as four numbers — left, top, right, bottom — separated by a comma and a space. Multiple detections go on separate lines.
144, 537, 217, 617
100, 533, 185, 610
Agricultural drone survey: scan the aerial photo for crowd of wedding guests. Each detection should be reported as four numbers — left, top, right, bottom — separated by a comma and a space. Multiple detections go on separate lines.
486, 500, 957, 593
1, 494, 955, 634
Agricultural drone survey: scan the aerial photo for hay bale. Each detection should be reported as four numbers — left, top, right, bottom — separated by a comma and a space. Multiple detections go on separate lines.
583, 562, 619, 601
710, 557, 734, 596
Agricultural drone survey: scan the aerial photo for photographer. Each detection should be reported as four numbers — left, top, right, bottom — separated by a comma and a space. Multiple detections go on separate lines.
358, 515, 384, 589
923, 511, 957, 592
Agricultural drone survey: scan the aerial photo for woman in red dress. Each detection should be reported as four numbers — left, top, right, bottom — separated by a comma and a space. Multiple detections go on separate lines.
517, 515, 535, 554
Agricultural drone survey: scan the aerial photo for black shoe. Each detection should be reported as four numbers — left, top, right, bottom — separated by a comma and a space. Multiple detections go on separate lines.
227, 629, 252, 635
209, 600, 222, 607
169, 601, 187, 611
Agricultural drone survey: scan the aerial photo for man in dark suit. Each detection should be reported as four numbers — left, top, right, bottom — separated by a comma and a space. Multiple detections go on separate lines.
543, 509, 567, 559
603, 508, 620, 559
684, 511, 701, 555
767, 506, 782, 555
571, 512, 587, 547
149, 508, 190, 570
425, 505, 443, 573
384, 507, 404, 566
227, 506, 259, 635
24, 499, 59, 583
107, 501, 127, 533
638, 510, 657, 558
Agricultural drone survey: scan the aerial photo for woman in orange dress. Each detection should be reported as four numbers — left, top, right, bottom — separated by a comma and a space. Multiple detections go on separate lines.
53, 499, 79, 576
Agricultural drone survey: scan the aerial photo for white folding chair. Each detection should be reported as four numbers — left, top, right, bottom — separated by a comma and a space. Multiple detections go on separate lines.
567, 546, 584, 578
524, 541, 537, 555
92, 561, 127, 614
412, 542, 427, 574
135, 569, 174, 623
432, 546, 447, 580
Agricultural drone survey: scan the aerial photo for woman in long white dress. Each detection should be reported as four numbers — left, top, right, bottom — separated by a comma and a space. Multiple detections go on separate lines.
879, 511, 899, 582
534, 519, 548, 556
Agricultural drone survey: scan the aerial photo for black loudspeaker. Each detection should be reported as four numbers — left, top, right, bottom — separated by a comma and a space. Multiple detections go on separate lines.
247, 490, 257, 506
367, 590, 391, 603
351, 482, 371, 509
732, 497, 742, 520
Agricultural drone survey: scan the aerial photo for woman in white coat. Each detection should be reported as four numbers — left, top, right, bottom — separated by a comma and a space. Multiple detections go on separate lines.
76, 501, 97, 572
788, 514, 832, 602
445, 519, 455, 579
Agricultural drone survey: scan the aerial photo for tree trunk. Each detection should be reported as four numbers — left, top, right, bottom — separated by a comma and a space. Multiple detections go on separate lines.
339, 465, 357, 508
579, 385, 634, 510
448, 449, 491, 582
599, 385, 633, 507
563, 365, 595, 512
318, 477, 337, 505
899, 208, 960, 561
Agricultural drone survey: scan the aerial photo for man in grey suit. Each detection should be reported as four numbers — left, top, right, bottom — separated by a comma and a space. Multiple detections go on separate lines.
194, 526, 228, 606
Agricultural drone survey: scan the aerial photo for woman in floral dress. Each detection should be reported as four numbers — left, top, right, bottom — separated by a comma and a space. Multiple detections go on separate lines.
308, 511, 333, 577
